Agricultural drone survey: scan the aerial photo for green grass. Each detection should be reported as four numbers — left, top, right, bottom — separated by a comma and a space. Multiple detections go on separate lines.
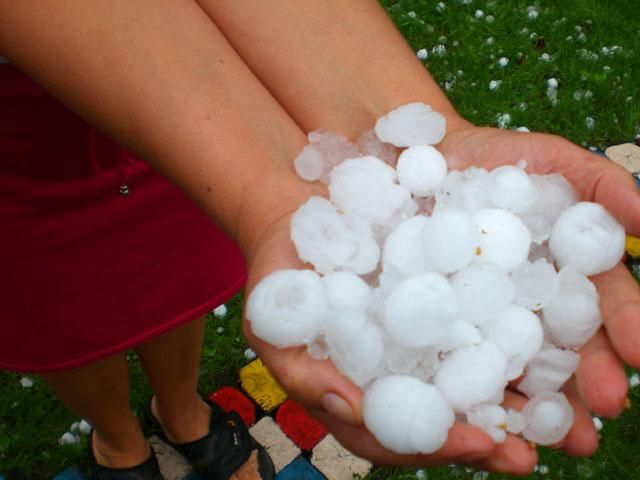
2, 1, 640, 479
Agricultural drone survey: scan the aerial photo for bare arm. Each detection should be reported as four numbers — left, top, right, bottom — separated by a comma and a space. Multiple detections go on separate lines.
0, 0, 321, 255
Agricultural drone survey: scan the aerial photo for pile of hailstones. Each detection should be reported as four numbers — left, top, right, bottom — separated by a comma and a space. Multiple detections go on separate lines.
247, 103, 626, 455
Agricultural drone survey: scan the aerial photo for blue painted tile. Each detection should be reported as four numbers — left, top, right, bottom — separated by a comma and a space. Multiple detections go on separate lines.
53, 466, 86, 480
277, 456, 325, 480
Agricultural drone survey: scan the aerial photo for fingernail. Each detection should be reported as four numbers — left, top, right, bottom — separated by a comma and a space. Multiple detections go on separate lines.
322, 393, 357, 425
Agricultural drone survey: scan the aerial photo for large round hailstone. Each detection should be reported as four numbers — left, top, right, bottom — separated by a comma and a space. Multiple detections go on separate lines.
450, 262, 515, 326
374, 102, 446, 147
291, 196, 357, 274
247, 269, 328, 348
474, 208, 531, 272
384, 273, 458, 348
363, 375, 454, 454
323, 271, 371, 311
481, 304, 543, 371
435, 169, 493, 213
518, 173, 578, 243
549, 201, 625, 276
489, 165, 539, 213
522, 392, 574, 445
510, 258, 559, 310
341, 214, 381, 274
382, 215, 429, 276
326, 310, 384, 387
396, 145, 447, 196
437, 320, 483, 352
517, 347, 580, 398
434, 342, 508, 413
422, 208, 480, 273
329, 156, 411, 225
542, 267, 602, 349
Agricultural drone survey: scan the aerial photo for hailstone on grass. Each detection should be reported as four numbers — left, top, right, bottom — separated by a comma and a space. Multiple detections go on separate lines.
549, 202, 625, 276
363, 375, 454, 454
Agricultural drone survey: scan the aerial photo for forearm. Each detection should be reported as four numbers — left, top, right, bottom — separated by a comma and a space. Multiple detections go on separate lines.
0, 1, 319, 255
197, 0, 471, 139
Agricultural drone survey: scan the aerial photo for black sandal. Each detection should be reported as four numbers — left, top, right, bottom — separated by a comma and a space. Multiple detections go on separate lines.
145, 398, 275, 480
89, 430, 165, 480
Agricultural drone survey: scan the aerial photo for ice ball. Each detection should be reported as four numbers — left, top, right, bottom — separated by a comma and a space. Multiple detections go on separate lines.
481, 304, 544, 372
517, 347, 580, 398
450, 262, 515, 326
324, 271, 371, 311
434, 342, 508, 413
363, 375, 454, 453
247, 269, 328, 348
382, 215, 429, 276
329, 156, 411, 225
489, 165, 539, 213
384, 273, 458, 348
396, 145, 447, 196
522, 392, 574, 445
422, 208, 480, 273
374, 102, 446, 147
549, 201, 625, 276
510, 258, 559, 310
542, 267, 602, 349
474, 208, 531, 272
466, 404, 508, 443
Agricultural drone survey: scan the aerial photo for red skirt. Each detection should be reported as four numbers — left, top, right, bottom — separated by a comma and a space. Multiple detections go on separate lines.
0, 65, 247, 373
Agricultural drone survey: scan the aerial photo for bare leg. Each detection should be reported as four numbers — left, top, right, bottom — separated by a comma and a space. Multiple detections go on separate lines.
134, 316, 210, 444
40, 354, 150, 469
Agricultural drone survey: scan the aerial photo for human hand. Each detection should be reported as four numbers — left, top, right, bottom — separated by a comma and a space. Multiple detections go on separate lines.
437, 123, 640, 466
241, 186, 539, 474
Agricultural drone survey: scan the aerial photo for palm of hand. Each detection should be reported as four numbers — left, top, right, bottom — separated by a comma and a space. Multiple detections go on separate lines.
242, 125, 640, 474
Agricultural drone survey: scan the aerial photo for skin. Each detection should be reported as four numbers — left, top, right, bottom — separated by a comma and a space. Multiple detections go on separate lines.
2, 0, 640, 475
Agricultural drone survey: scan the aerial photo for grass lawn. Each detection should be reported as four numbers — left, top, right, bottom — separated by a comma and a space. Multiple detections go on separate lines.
2, 1, 640, 479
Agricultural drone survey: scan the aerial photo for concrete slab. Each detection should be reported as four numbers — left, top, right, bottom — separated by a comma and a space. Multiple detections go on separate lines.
149, 435, 200, 480
311, 435, 372, 480
606, 143, 640, 173
249, 417, 301, 473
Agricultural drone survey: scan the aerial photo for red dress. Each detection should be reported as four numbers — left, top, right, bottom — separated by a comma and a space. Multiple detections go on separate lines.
0, 65, 247, 372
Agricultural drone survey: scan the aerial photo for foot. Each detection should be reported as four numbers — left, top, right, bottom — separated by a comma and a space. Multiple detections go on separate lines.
150, 397, 275, 480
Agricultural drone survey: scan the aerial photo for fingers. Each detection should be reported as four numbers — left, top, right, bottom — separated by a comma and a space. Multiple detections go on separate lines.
309, 409, 496, 468
548, 138, 640, 236
469, 391, 537, 476
557, 379, 599, 456
591, 264, 640, 369
574, 327, 629, 417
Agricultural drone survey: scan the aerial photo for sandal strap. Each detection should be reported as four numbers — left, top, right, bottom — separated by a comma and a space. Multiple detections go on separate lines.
145, 399, 254, 480
89, 431, 164, 480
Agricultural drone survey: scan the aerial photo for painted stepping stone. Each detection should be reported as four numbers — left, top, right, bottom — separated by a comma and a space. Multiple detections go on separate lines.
626, 235, 640, 258
52, 466, 86, 480
249, 417, 301, 473
149, 435, 199, 480
239, 359, 287, 413
275, 400, 327, 451
208, 386, 256, 427
311, 435, 372, 480
606, 143, 640, 174
276, 456, 325, 480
